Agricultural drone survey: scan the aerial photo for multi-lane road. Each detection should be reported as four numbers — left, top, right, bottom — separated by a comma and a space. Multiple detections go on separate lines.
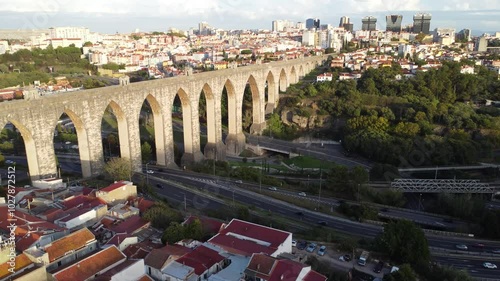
143, 169, 500, 279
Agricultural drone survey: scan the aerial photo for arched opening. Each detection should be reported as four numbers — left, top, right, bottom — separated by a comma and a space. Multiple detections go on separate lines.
101, 101, 129, 161
265, 71, 277, 115
290, 66, 298, 84
200, 84, 214, 157
52, 110, 88, 177
139, 95, 163, 166
279, 68, 288, 92
223, 79, 236, 141
172, 88, 193, 166
299, 65, 304, 79
242, 75, 261, 133
0, 120, 39, 181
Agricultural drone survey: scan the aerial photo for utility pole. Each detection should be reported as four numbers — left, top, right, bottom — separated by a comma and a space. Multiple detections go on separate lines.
184, 193, 187, 211
232, 189, 235, 206
259, 159, 263, 193
318, 169, 322, 208
213, 148, 216, 179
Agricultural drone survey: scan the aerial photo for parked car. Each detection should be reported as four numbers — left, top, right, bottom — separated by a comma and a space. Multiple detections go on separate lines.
298, 192, 306, 197
297, 241, 307, 250
483, 262, 497, 269
306, 243, 317, 253
156, 184, 164, 189
317, 246, 326, 256
292, 240, 297, 247
455, 244, 468, 250
235, 180, 243, 183
339, 254, 351, 262
373, 261, 384, 273
268, 187, 277, 191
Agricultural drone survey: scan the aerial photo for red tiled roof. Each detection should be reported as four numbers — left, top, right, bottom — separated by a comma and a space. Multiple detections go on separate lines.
215, 219, 290, 253
93, 259, 138, 281
268, 259, 304, 281
303, 269, 328, 281
105, 233, 130, 247
246, 253, 276, 278
63, 195, 104, 210
208, 234, 274, 256
184, 216, 224, 234
109, 215, 150, 234
137, 275, 154, 281
46, 228, 95, 262
99, 181, 127, 193
145, 244, 191, 269
53, 246, 126, 281
176, 245, 225, 275
0, 254, 33, 279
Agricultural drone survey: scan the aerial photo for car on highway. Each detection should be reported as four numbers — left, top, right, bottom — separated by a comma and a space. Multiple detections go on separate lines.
317, 221, 328, 226
156, 184, 164, 189
297, 241, 307, 250
483, 262, 497, 269
235, 180, 243, 184
295, 211, 304, 216
373, 261, 384, 273
298, 192, 306, 197
292, 240, 297, 247
306, 243, 317, 253
339, 254, 351, 262
380, 207, 389, 212
455, 244, 468, 250
473, 243, 485, 248
317, 245, 326, 256
268, 187, 278, 191
491, 249, 500, 254
5, 160, 15, 165
146, 170, 154, 174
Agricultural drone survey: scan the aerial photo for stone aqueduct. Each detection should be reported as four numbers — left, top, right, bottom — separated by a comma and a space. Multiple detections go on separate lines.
0, 56, 327, 180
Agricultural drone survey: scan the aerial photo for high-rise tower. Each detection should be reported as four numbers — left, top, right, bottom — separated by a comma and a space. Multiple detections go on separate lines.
386, 15, 402, 32
361, 16, 377, 31
413, 13, 432, 34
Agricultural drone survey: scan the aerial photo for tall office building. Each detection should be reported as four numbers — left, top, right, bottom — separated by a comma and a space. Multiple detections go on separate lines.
339, 16, 349, 27
457, 29, 472, 41
343, 23, 354, 32
306, 18, 320, 29
413, 13, 432, 34
361, 16, 377, 31
386, 15, 403, 32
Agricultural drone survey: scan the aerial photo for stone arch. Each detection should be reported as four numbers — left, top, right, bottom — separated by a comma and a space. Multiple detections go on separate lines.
290, 66, 298, 84
265, 70, 277, 114
143, 94, 166, 166
246, 74, 265, 134
305, 62, 311, 73
279, 68, 288, 92
105, 100, 131, 160
174, 87, 196, 162
224, 79, 238, 140
299, 65, 304, 79
199, 83, 215, 154
7, 119, 40, 179
52, 108, 92, 177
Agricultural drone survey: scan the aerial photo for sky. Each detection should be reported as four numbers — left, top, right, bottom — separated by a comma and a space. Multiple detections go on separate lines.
0, 0, 499, 35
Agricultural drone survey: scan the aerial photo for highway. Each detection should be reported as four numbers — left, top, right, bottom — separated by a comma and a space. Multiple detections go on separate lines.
433, 255, 500, 280
142, 170, 500, 279
246, 135, 373, 168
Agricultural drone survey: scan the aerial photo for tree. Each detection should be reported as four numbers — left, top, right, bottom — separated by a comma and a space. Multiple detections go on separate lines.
144, 204, 183, 229
184, 218, 204, 240
162, 222, 185, 244
103, 157, 133, 181
141, 142, 153, 163
0, 153, 4, 166
377, 220, 430, 265
383, 264, 416, 281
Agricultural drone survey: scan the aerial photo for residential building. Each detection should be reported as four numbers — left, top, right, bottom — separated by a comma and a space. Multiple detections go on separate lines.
109, 203, 140, 219
475, 36, 488, 52
23, 228, 97, 271
339, 16, 349, 28
207, 219, 292, 257
96, 259, 149, 281
434, 28, 455, 45
305, 18, 320, 29
96, 180, 137, 205
362, 16, 377, 31
386, 15, 402, 32
54, 204, 107, 230
144, 244, 192, 280
0, 253, 47, 281
316, 73, 333, 82
244, 253, 327, 281
51, 245, 126, 281
302, 30, 316, 46
413, 13, 432, 34
49, 27, 90, 40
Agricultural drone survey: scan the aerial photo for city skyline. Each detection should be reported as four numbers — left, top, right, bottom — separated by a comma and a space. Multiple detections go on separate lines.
0, 0, 498, 34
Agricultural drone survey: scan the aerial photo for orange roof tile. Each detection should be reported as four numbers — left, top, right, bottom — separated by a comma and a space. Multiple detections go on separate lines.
0, 254, 33, 279
45, 228, 95, 262
53, 246, 126, 281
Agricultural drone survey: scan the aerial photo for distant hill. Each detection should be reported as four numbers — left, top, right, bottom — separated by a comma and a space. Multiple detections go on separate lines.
0, 29, 49, 40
